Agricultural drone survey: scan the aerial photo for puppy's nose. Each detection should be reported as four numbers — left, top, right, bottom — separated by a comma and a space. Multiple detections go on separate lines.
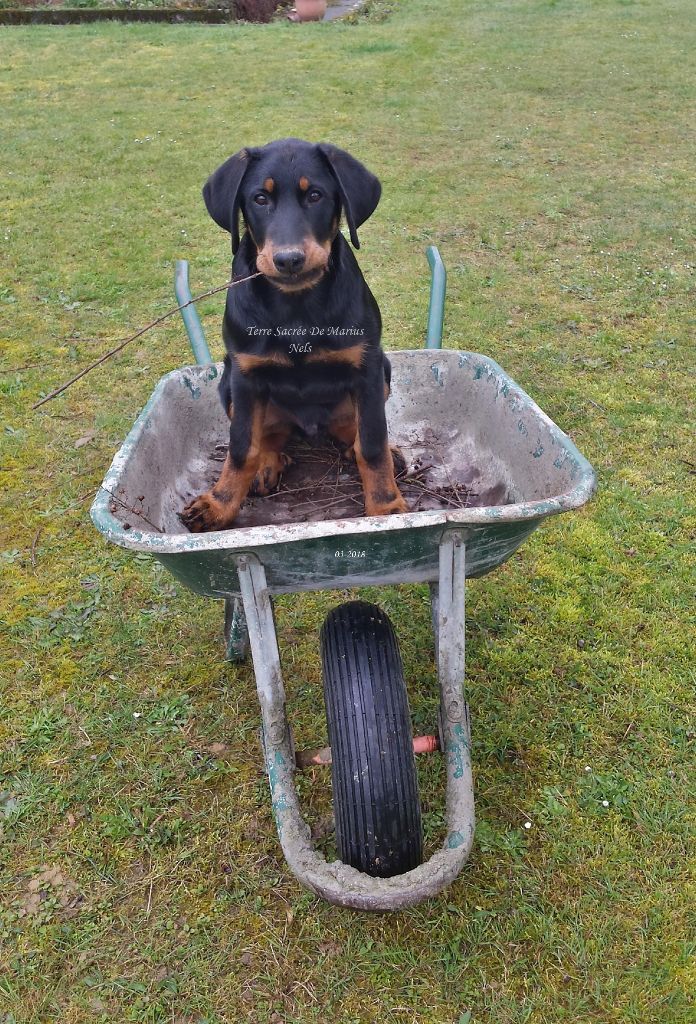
273, 249, 306, 275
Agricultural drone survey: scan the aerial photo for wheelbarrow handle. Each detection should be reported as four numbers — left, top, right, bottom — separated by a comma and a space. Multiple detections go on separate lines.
174, 259, 213, 366
424, 245, 446, 350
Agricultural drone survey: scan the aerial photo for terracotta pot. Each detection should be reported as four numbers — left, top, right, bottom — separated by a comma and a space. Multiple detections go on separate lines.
295, 0, 327, 21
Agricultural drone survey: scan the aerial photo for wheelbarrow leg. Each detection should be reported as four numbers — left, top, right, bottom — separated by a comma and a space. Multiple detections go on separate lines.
436, 531, 473, 820
235, 555, 293, 759
224, 596, 249, 662
429, 581, 439, 666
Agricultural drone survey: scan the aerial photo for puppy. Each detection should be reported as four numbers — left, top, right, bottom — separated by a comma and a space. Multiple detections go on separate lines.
181, 138, 408, 532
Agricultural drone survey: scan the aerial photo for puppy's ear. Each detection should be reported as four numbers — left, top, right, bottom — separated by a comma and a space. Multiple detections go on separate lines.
202, 148, 254, 254
317, 143, 381, 249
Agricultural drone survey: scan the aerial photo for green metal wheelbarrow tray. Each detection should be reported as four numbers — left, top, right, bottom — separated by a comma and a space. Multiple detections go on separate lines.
90, 248, 596, 911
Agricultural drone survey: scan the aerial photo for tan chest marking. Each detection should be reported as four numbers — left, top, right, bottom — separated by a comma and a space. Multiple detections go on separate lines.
305, 342, 366, 368
234, 351, 293, 373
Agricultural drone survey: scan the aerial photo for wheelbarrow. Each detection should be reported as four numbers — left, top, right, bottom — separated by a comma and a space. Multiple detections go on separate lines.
90, 247, 596, 911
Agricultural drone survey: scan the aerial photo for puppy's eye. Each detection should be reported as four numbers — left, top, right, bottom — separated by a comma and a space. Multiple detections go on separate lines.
254, 193, 269, 206
308, 189, 322, 203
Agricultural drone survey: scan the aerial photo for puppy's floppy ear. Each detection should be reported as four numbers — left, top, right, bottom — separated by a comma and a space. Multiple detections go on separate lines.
202, 148, 254, 254
317, 143, 381, 250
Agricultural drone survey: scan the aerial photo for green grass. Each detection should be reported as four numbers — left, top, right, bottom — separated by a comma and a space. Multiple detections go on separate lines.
1, 1, 694, 1021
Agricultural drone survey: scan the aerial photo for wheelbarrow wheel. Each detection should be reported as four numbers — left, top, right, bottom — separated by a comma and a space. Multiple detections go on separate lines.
320, 600, 423, 877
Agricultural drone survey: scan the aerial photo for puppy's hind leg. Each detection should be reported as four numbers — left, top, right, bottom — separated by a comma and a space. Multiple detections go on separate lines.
354, 381, 408, 517
327, 394, 358, 460
250, 420, 294, 496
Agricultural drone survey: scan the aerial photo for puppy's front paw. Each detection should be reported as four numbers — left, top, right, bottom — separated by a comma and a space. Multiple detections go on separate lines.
365, 492, 409, 517
180, 492, 237, 533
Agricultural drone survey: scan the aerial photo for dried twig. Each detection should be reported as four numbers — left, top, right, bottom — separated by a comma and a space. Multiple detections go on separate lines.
405, 480, 471, 507
31, 272, 261, 410
102, 486, 163, 533
205, 433, 476, 526
292, 492, 363, 514
1, 363, 41, 374
263, 478, 354, 500
30, 526, 43, 567
59, 487, 99, 513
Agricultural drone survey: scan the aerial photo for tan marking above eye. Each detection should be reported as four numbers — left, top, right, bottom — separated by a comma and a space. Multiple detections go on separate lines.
263, 177, 275, 193
299, 176, 310, 191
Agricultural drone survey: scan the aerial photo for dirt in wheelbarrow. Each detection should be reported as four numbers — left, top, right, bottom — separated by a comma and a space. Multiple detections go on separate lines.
196, 429, 511, 529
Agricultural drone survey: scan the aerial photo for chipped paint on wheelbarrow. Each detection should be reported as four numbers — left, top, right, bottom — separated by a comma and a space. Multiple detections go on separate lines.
90, 349, 596, 594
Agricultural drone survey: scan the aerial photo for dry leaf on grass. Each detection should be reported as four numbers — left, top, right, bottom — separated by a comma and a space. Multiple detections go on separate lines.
74, 430, 96, 448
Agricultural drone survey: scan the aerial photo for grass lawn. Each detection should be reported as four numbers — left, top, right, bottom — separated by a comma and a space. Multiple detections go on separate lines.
1, 1, 694, 1021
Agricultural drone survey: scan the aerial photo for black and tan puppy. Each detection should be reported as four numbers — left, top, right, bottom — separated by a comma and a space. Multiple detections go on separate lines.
181, 138, 408, 532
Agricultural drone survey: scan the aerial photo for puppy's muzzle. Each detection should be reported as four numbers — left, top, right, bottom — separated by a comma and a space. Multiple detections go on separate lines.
256, 237, 331, 290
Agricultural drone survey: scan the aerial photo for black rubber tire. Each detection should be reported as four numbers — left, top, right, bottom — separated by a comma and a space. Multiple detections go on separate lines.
320, 600, 423, 877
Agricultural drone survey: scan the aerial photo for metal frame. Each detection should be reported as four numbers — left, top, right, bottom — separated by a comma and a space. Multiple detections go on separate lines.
235, 531, 473, 910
